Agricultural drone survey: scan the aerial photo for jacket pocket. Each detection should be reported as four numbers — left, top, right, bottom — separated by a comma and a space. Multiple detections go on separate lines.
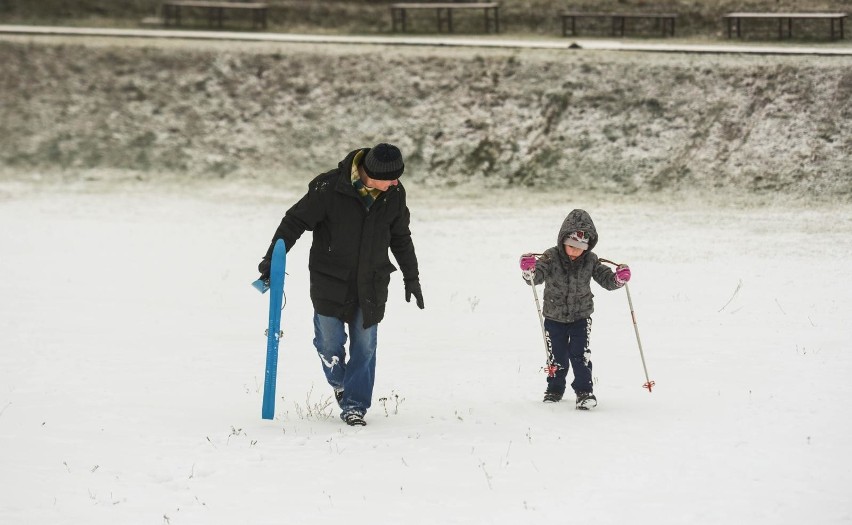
372, 262, 397, 305
309, 259, 351, 303
376, 262, 398, 277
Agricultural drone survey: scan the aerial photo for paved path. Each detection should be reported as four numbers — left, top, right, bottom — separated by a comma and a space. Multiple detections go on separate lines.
1, 24, 851, 56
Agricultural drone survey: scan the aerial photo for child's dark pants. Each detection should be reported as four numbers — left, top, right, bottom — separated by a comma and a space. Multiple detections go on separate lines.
544, 317, 593, 394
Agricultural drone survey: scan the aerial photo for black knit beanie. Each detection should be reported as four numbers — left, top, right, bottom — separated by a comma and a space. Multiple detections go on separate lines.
363, 143, 404, 180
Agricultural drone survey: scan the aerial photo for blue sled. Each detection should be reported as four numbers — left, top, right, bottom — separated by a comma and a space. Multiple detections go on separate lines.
259, 239, 286, 420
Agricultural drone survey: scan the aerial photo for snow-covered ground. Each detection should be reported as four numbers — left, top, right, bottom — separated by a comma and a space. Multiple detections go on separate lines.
1, 178, 850, 524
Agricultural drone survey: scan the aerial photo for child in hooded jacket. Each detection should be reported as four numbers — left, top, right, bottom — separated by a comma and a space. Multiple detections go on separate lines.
520, 209, 631, 409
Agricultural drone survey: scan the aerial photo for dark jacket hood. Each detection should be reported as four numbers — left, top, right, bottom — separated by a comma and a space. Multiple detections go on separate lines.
338, 148, 363, 172
333, 149, 364, 188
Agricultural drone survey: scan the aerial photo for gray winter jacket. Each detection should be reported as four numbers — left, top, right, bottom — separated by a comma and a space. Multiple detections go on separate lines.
527, 209, 622, 323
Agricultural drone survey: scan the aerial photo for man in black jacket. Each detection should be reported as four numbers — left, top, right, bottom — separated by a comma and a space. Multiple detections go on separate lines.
258, 143, 424, 426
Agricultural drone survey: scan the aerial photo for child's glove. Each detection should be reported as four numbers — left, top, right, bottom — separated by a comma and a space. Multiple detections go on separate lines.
519, 254, 537, 272
615, 264, 631, 285
519, 254, 537, 281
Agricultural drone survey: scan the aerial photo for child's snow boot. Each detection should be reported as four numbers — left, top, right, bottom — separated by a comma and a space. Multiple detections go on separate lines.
543, 390, 564, 403
575, 391, 597, 410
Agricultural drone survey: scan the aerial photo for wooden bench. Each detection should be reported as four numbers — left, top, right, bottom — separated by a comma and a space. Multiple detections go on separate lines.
722, 12, 847, 40
162, 1, 268, 30
390, 2, 500, 34
560, 12, 677, 37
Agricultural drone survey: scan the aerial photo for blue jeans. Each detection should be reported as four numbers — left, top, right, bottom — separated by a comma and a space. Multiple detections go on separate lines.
313, 309, 377, 416
544, 317, 593, 394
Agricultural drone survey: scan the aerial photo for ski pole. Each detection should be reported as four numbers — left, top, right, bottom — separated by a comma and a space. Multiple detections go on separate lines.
529, 273, 557, 376
600, 258, 655, 393
522, 254, 558, 377
623, 282, 654, 392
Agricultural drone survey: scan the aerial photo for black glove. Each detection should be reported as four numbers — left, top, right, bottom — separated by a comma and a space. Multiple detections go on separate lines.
405, 279, 425, 310
258, 258, 271, 280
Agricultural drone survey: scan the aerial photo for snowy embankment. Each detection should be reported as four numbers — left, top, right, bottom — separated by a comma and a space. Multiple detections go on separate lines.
0, 178, 850, 524
1, 36, 851, 196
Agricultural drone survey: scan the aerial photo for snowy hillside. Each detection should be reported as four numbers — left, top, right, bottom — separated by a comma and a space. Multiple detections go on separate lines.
1, 36, 851, 197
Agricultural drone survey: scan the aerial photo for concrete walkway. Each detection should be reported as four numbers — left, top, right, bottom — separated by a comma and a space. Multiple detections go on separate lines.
1, 24, 851, 56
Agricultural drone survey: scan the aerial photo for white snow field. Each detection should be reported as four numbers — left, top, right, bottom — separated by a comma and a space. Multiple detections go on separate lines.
0, 178, 850, 524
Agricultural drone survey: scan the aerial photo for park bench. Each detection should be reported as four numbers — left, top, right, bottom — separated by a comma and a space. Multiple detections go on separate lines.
162, 1, 269, 30
390, 2, 501, 34
722, 12, 847, 40
560, 12, 677, 37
